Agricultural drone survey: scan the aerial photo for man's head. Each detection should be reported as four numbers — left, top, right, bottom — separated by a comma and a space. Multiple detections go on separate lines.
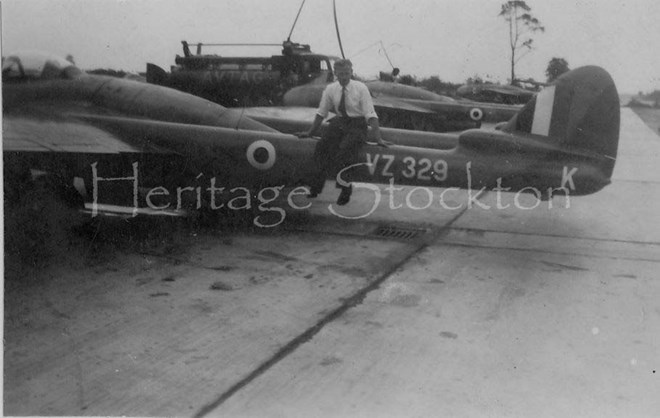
334, 59, 353, 86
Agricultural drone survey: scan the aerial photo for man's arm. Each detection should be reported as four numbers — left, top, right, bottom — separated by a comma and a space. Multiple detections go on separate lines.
294, 113, 324, 138
296, 86, 332, 138
306, 114, 325, 137
367, 117, 390, 147
358, 82, 390, 148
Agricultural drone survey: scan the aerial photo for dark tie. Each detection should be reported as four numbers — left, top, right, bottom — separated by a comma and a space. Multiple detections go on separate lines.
338, 87, 349, 118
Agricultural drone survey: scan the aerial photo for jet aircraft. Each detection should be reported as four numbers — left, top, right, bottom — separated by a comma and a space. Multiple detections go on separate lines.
146, 41, 521, 133
456, 82, 539, 105
4, 51, 620, 227
282, 79, 521, 131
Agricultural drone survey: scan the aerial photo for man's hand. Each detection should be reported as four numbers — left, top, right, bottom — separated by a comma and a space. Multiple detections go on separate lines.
368, 139, 393, 148
378, 140, 393, 148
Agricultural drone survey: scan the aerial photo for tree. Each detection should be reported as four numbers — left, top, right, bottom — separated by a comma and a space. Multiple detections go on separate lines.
398, 74, 417, 86
545, 57, 569, 82
465, 74, 484, 85
419, 75, 445, 92
418, 75, 461, 96
499, 1, 544, 84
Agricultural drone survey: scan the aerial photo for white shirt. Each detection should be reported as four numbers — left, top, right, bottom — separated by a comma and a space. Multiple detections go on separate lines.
316, 80, 378, 121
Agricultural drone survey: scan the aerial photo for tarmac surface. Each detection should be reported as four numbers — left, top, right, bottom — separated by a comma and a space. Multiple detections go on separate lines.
4, 108, 660, 417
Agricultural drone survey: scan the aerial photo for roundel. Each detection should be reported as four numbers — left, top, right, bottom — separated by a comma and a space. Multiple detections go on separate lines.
246, 140, 276, 170
469, 107, 484, 121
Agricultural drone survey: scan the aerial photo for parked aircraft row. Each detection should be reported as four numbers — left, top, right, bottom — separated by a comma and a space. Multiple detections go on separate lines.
3, 50, 620, 225
147, 40, 522, 133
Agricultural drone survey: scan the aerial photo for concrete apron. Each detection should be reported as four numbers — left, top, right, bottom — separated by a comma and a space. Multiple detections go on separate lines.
3, 178, 469, 416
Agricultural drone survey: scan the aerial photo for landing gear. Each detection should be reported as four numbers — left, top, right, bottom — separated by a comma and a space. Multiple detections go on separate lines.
4, 163, 86, 267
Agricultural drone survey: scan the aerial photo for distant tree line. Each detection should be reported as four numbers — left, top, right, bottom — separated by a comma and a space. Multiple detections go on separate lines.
87, 68, 129, 77
640, 90, 660, 101
376, 54, 568, 98
387, 74, 464, 97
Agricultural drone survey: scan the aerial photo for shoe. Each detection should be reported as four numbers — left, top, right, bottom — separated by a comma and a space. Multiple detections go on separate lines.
336, 186, 352, 206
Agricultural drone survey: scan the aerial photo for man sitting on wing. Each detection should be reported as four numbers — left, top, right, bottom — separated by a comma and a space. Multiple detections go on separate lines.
298, 59, 389, 206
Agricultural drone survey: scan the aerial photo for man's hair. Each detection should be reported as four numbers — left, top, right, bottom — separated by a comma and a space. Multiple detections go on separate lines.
333, 59, 353, 70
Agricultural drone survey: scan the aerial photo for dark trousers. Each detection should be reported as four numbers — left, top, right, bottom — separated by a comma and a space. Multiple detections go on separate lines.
310, 117, 367, 194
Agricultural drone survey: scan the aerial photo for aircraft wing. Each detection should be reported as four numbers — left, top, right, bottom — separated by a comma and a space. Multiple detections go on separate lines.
3, 112, 170, 155
483, 85, 536, 105
3, 105, 314, 169
238, 106, 323, 121
370, 96, 435, 114
474, 85, 506, 95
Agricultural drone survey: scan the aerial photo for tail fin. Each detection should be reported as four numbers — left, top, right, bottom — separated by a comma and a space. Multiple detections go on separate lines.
146, 63, 169, 86
502, 66, 620, 177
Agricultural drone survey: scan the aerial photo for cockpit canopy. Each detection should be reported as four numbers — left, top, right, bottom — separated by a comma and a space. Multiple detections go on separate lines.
2, 51, 82, 81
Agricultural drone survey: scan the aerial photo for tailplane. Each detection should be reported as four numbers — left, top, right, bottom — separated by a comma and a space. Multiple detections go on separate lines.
502, 66, 620, 178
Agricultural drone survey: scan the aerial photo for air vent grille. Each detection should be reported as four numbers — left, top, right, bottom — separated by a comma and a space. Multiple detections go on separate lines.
372, 225, 426, 241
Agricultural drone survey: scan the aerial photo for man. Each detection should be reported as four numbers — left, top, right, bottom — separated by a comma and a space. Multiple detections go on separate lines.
297, 59, 389, 205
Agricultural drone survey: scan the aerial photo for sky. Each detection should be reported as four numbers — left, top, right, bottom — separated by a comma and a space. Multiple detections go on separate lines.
2, 0, 659, 94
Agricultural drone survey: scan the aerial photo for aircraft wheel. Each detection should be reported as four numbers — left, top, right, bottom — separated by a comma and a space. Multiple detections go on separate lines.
4, 173, 86, 268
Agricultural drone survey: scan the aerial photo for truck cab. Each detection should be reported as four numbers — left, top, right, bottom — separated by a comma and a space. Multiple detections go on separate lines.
147, 40, 337, 106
